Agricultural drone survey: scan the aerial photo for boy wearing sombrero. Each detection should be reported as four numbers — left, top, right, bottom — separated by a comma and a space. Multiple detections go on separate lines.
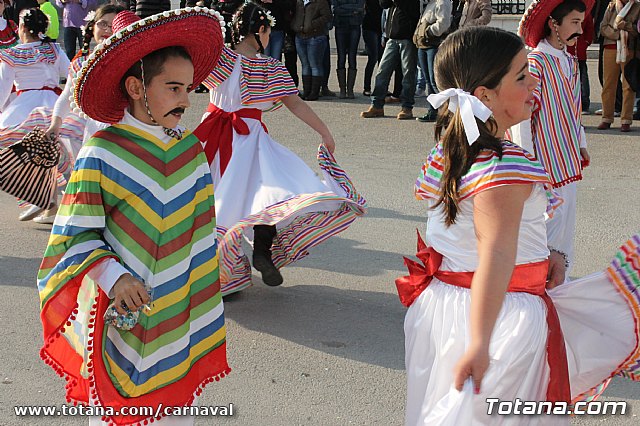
37, 8, 229, 425
511, 0, 592, 278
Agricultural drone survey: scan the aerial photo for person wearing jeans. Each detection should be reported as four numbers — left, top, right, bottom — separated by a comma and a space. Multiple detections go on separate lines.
332, 0, 365, 99
56, 0, 95, 59
360, 0, 420, 120
261, 0, 296, 60
292, 0, 332, 101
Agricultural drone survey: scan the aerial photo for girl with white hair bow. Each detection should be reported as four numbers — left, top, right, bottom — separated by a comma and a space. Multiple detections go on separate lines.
398, 25, 640, 425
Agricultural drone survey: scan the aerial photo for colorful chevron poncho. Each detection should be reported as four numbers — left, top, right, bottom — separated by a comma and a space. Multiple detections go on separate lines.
37, 124, 229, 425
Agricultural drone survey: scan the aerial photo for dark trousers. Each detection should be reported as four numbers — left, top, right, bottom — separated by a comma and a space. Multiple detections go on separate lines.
63, 26, 83, 60
335, 25, 361, 70
362, 29, 382, 92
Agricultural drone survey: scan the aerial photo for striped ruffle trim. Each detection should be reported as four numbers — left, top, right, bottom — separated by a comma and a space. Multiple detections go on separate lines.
572, 234, 640, 404
219, 145, 367, 295
606, 234, 640, 379
416, 141, 563, 218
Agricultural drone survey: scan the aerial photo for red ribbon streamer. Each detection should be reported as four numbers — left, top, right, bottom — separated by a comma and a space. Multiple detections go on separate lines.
193, 103, 266, 177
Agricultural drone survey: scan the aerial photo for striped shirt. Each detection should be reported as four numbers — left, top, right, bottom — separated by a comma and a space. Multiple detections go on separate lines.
528, 45, 584, 188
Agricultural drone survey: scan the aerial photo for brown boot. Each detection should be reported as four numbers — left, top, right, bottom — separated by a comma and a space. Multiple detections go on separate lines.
397, 107, 413, 120
360, 106, 384, 118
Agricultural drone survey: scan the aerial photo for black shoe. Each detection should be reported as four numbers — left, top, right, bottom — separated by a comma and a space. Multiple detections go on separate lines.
194, 84, 209, 94
634, 111, 640, 120
253, 252, 283, 286
417, 110, 438, 122
252, 225, 283, 286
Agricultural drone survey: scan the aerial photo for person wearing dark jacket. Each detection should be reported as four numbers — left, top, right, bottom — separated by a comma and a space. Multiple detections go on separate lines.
6, 0, 38, 22
261, 0, 296, 60
292, 0, 332, 101
129, 0, 170, 18
361, 0, 420, 120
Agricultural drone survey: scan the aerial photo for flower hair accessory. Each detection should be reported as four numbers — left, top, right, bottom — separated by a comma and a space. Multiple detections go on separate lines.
427, 88, 493, 145
84, 11, 96, 22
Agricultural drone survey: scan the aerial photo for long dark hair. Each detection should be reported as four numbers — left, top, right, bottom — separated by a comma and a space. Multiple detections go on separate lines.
433, 26, 524, 226
19, 8, 53, 44
79, 4, 125, 58
230, 1, 272, 53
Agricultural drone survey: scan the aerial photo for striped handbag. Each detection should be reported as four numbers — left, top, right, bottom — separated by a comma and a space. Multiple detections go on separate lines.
0, 128, 60, 209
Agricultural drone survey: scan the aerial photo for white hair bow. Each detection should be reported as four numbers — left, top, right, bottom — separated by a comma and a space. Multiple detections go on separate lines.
427, 88, 493, 145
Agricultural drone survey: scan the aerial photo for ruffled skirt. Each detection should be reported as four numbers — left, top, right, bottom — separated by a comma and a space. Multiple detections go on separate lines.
404, 235, 640, 425
210, 118, 367, 295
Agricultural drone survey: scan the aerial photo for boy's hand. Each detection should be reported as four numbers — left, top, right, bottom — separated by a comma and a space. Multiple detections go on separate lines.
112, 274, 150, 315
580, 147, 590, 168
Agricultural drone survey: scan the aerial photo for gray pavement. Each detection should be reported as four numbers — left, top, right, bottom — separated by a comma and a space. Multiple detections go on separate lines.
1, 56, 639, 425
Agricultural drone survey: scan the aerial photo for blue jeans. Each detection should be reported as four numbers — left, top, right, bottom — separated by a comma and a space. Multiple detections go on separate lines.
371, 39, 418, 109
296, 35, 327, 77
362, 29, 382, 91
63, 26, 83, 60
418, 47, 438, 110
264, 30, 285, 60
335, 25, 361, 70
323, 34, 331, 85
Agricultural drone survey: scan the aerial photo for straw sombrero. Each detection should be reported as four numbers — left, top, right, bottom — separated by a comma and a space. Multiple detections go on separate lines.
73, 7, 225, 124
518, 0, 595, 49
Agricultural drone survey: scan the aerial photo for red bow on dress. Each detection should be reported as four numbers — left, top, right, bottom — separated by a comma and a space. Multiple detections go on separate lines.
395, 230, 443, 307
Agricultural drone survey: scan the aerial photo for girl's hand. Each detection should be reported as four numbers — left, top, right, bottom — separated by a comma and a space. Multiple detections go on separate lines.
112, 274, 150, 315
45, 124, 60, 142
546, 250, 567, 289
453, 344, 490, 394
322, 134, 335, 154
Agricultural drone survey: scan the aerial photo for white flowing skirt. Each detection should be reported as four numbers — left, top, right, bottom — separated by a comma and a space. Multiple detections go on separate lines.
404, 271, 638, 425
208, 117, 367, 295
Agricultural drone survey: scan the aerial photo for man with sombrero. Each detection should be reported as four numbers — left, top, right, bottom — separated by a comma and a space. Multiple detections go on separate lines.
37, 8, 229, 425
511, 0, 592, 279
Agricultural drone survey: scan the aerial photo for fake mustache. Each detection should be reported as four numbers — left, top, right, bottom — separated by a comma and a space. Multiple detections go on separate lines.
164, 107, 185, 117
567, 33, 581, 41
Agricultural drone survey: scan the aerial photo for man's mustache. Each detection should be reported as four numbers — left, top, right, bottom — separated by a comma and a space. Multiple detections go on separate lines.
164, 107, 185, 117
567, 33, 581, 41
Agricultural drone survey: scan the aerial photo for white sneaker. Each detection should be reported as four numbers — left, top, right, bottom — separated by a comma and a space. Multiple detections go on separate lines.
415, 88, 426, 98
33, 204, 58, 225
18, 204, 44, 221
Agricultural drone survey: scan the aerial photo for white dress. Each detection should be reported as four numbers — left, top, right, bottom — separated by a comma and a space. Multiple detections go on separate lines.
202, 50, 366, 295
0, 41, 69, 129
404, 143, 640, 425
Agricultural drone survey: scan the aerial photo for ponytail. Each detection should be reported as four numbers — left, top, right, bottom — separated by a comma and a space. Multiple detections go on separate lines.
433, 105, 502, 226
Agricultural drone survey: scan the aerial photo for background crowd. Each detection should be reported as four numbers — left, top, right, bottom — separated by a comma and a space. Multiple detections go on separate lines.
2, 0, 640, 125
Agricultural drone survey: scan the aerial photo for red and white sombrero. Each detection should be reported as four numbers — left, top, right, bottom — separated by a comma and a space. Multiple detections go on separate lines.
519, 0, 595, 48
73, 8, 225, 124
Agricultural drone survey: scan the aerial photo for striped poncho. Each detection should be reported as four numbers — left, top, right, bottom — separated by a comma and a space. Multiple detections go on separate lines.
37, 124, 229, 425
415, 140, 563, 216
528, 49, 583, 188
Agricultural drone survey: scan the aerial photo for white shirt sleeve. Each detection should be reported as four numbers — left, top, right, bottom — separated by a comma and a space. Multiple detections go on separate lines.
579, 125, 587, 149
0, 60, 16, 110
509, 119, 535, 156
86, 258, 130, 299
55, 45, 71, 79
53, 74, 73, 119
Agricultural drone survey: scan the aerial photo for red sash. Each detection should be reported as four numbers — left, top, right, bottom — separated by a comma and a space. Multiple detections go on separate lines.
396, 231, 571, 403
193, 103, 267, 177
16, 86, 62, 96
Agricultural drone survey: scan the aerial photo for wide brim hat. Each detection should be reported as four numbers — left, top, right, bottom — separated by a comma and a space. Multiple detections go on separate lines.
73, 8, 225, 124
518, 0, 595, 49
